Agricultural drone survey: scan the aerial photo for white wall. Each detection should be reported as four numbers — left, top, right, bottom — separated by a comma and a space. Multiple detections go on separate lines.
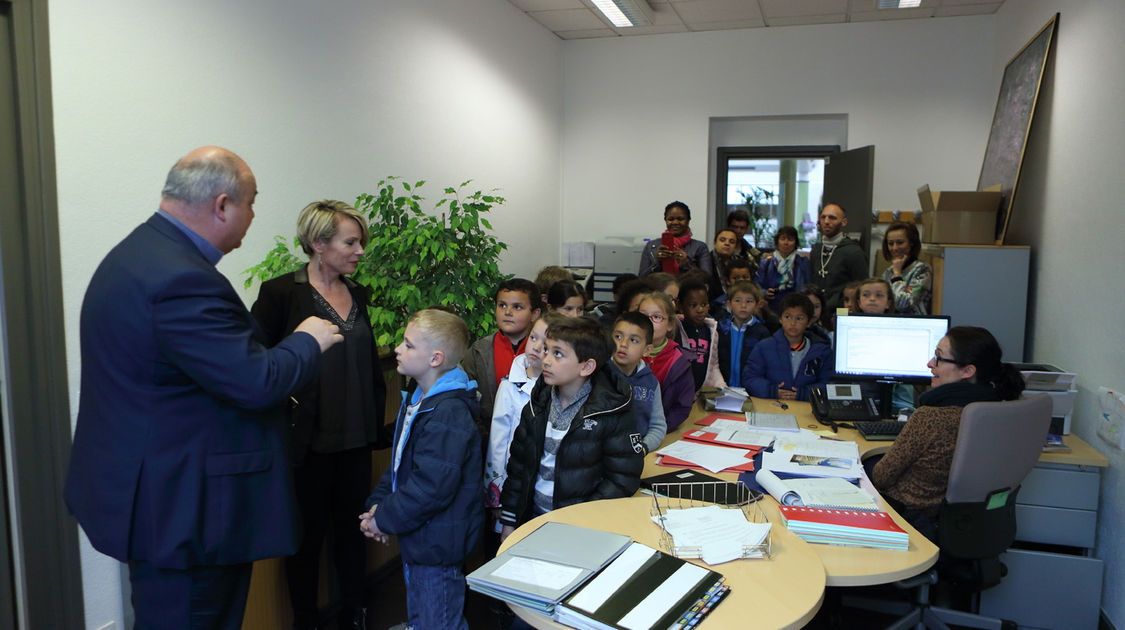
48, 0, 562, 627
559, 17, 998, 244
993, 1, 1125, 626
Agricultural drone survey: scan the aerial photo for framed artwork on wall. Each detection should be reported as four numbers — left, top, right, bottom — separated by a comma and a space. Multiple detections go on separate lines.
977, 13, 1059, 244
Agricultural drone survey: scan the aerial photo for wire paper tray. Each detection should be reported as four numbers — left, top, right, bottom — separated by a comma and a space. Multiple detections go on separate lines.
649, 481, 772, 560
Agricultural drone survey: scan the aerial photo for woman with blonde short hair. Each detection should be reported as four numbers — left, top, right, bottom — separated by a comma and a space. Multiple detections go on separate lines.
251, 200, 385, 630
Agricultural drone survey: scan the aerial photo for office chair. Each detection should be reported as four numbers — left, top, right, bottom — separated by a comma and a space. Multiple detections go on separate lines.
844, 395, 1052, 630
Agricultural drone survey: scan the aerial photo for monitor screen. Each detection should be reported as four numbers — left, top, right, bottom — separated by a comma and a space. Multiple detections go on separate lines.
834, 314, 951, 383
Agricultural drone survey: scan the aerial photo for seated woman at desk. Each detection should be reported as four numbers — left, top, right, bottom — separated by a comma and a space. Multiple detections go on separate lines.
871, 326, 1024, 541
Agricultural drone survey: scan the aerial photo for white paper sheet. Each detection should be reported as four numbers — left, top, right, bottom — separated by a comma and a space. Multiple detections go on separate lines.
619, 563, 710, 630
567, 543, 656, 612
490, 556, 583, 591
714, 428, 776, 447
656, 441, 751, 473
704, 418, 751, 433
654, 505, 771, 564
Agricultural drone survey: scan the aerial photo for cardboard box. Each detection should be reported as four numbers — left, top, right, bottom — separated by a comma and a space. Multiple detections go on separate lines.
916, 184, 1001, 244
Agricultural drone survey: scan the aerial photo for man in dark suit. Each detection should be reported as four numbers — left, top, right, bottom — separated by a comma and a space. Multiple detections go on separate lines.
65, 146, 343, 630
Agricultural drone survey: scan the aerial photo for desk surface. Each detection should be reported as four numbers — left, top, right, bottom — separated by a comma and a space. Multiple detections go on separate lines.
499, 497, 826, 630
646, 400, 940, 587
499, 398, 1107, 629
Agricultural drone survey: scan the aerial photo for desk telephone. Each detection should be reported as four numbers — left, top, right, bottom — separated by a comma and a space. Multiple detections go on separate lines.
810, 384, 880, 423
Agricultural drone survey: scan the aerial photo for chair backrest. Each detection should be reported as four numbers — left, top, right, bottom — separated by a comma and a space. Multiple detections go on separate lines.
939, 395, 1052, 559
945, 395, 1052, 504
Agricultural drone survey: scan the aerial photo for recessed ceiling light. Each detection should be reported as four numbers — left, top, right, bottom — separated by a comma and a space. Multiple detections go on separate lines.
877, 0, 922, 8
591, 0, 653, 28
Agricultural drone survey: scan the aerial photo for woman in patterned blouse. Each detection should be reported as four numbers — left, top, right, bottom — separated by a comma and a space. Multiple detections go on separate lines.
881, 221, 932, 314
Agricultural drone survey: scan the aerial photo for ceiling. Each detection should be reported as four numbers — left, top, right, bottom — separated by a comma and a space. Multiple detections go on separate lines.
507, 0, 1005, 40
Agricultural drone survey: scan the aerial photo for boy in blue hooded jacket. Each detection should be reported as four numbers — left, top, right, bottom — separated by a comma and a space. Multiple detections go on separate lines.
361, 309, 483, 630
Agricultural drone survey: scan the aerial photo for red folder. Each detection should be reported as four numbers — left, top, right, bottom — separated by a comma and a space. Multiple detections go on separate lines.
694, 413, 746, 427
778, 506, 906, 534
681, 429, 765, 453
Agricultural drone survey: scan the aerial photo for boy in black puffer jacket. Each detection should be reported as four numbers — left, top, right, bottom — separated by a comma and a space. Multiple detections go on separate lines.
499, 317, 644, 539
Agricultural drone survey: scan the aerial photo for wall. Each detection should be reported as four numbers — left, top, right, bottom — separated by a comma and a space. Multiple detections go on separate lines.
559, 16, 999, 244
993, 0, 1125, 625
47, 1, 562, 627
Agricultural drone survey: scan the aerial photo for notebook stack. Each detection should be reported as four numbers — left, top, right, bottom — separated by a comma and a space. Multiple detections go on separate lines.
778, 505, 909, 551
555, 542, 727, 630
466, 522, 632, 616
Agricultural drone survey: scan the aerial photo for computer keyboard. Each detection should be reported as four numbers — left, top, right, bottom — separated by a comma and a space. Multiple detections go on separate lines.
853, 421, 906, 441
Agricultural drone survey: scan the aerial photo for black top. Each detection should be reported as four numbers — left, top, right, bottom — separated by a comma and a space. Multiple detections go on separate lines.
251, 267, 387, 464
309, 287, 378, 453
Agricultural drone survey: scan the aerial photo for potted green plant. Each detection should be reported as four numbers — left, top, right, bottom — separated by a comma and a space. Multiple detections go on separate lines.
741, 186, 777, 248
244, 177, 509, 346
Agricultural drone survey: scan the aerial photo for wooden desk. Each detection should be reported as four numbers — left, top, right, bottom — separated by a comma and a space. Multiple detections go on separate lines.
645, 400, 940, 587
499, 497, 826, 630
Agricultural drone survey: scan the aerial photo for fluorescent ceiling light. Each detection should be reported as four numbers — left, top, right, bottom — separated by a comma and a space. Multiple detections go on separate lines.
877, 0, 922, 8
591, 0, 653, 28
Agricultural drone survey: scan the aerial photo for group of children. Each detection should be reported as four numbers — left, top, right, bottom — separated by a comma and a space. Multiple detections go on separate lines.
360, 259, 913, 628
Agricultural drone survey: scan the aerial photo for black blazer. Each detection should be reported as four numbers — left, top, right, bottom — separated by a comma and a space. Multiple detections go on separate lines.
251, 267, 388, 463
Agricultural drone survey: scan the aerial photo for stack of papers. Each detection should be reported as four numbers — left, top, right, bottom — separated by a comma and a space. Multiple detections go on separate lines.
652, 504, 771, 564
779, 506, 909, 551
466, 522, 631, 615
713, 386, 750, 412
654, 440, 755, 473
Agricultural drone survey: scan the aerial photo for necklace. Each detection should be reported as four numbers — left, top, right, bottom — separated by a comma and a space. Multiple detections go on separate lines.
817, 244, 836, 278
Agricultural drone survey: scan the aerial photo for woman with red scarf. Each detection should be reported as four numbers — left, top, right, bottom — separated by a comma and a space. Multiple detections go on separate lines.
638, 201, 713, 277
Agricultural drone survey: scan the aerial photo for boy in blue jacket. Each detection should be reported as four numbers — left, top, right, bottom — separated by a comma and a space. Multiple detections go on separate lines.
742, 293, 833, 402
716, 281, 771, 387
360, 309, 483, 630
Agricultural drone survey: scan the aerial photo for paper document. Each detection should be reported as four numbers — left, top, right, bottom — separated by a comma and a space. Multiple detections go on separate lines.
703, 418, 753, 433
714, 387, 749, 412
656, 441, 752, 474
714, 428, 776, 447
762, 450, 862, 480
490, 556, 583, 591
745, 411, 800, 432
654, 505, 771, 563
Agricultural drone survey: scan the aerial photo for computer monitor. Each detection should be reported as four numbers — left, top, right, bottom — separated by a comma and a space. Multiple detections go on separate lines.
834, 313, 951, 417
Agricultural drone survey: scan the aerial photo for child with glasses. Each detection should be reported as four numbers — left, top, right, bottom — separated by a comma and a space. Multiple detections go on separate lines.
635, 291, 695, 431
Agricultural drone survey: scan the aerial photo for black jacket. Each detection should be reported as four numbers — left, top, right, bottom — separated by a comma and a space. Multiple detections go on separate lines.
366, 369, 484, 566
251, 267, 388, 463
499, 367, 644, 527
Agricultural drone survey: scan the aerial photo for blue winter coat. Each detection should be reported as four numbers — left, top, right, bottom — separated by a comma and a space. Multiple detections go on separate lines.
742, 330, 834, 402
755, 254, 811, 313
367, 368, 484, 566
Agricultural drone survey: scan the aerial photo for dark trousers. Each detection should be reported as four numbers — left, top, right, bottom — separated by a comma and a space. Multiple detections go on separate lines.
286, 447, 373, 626
128, 560, 252, 630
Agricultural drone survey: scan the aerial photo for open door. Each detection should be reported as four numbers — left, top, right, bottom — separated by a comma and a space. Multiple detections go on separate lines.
822, 145, 874, 256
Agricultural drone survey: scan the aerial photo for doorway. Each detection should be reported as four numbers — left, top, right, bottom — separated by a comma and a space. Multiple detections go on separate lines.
714, 146, 838, 252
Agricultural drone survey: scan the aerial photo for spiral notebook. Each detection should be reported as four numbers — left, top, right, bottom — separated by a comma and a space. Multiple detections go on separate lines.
759, 475, 880, 511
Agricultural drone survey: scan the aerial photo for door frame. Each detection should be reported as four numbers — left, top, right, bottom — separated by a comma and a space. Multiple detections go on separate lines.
714, 145, 841, 238
0, 0, 85, 627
